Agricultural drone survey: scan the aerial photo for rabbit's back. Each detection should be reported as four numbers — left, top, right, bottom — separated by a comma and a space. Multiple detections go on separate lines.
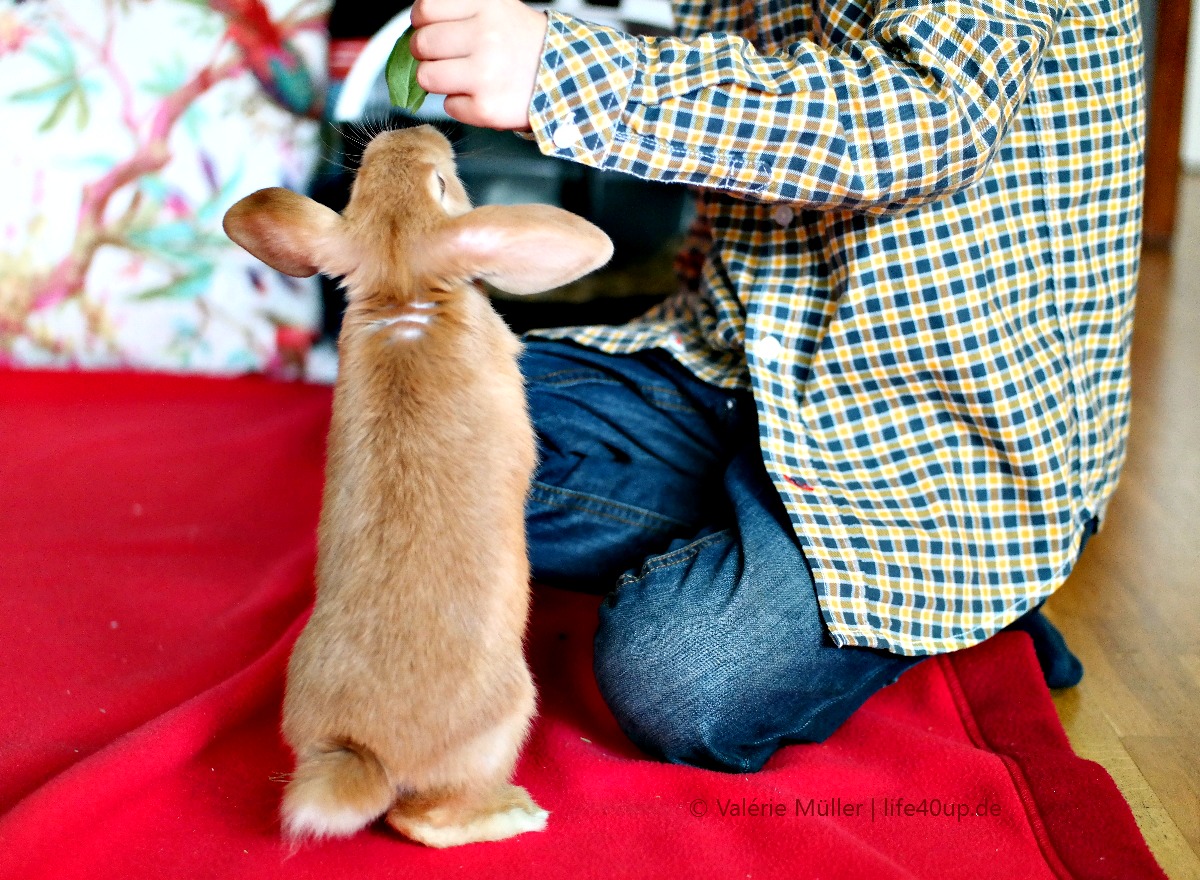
283, 284, 535, 778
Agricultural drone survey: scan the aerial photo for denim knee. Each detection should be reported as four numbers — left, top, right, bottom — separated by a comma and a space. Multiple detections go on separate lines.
590, 531, 815, 773
590, 526, 923, 773
594, 601, 917, 773
594, 584, 779, 773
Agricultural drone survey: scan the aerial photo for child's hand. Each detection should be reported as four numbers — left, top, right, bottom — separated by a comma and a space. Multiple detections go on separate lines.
409, 0, 549, 130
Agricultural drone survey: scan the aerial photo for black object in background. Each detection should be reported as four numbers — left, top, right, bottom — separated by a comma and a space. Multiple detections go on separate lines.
328, 1, 412, 41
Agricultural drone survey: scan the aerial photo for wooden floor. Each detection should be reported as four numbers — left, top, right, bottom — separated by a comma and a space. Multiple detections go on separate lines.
1045, 175, 1200, 880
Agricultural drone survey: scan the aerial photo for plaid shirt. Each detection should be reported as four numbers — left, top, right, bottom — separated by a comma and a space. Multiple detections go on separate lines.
523, 0, 1145, 654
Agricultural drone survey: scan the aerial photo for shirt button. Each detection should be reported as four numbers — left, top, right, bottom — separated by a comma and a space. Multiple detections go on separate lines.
552, 122, 583, 149
752, 334, 784, 364
771, 204, 795, 227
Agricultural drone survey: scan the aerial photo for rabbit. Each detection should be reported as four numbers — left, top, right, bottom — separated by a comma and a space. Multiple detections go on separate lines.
222, 125, 613, 848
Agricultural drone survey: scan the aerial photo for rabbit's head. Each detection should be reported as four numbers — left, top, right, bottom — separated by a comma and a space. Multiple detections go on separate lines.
222, 126, 612, 307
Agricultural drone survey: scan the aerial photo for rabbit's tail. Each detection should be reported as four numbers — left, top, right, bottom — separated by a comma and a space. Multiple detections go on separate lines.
282, 740, 394, 842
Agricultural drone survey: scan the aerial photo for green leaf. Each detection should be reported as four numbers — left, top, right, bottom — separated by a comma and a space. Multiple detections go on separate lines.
385, 28, 427, 114
10, 77, 71, 102
131, 265, 214, 302
39, 91, 73, 133
142, 57, 188, 98
73, 86, 90, 130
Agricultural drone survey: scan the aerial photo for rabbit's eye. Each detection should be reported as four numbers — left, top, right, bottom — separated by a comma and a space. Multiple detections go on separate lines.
428, 169, 449, 206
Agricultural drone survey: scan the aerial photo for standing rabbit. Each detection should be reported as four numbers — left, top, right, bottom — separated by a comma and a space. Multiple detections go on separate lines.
223, 125, 612, 847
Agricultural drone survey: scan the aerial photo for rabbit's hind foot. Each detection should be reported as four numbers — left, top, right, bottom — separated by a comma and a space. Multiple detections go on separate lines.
386, 783, 548, 848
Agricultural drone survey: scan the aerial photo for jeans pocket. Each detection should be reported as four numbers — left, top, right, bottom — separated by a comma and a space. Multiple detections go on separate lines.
612, 528, 735, 596
529, 480, 694, 534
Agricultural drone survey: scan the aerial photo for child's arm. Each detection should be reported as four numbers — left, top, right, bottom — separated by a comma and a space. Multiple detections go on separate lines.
410, 0, 1066, 213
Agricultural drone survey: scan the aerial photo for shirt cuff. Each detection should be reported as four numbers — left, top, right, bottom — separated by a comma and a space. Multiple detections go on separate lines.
527, 11, 638, 167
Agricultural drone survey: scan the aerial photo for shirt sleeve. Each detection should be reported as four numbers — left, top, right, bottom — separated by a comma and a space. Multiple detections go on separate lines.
526, 0, 1065, 212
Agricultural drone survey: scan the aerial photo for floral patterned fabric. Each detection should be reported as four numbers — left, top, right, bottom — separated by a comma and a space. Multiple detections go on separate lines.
0, 0, 328, 376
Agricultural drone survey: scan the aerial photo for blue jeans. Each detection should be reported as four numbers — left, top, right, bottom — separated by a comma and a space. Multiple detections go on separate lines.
522, 339, 1080, 773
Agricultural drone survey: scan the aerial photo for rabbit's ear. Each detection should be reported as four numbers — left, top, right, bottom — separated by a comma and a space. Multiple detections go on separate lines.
223, 188, 344, 278
423, 204, 613, 295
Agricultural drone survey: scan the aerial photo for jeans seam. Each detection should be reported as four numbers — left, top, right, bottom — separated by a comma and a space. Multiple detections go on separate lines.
617, 530, 732, 587
787, 657, 919, 743
528, 370, 699, 415
530, 481, 693, 531
686, 653, 917, 773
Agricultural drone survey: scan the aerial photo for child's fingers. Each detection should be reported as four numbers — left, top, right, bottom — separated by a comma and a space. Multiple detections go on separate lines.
441, 94, 477, 125
408, 0, 544, 131
416, 57, 478, 98
443, 93, 525, 130
409, 21, 474, 61
409, 0, 478, 28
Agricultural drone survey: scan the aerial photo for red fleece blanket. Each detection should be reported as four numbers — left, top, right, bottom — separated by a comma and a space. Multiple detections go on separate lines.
0, 369, 1166, 880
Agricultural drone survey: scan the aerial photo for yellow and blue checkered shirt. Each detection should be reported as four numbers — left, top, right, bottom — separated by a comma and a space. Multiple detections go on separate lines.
523, 0, 1145, 654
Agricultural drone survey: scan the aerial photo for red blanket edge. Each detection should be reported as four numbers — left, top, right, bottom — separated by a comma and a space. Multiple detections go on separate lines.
942, 635, 1167, 880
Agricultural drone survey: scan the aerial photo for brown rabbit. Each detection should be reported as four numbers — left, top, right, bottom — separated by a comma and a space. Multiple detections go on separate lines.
222, 126, 612, 848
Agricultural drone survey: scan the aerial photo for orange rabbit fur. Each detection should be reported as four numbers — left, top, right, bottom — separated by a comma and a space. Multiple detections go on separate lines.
222, 126, 613, 848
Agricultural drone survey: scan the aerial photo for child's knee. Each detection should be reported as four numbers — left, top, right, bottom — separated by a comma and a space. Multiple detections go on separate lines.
592, 587, 923, 772
592, 598, 802, 773
593, 616, 761, 771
